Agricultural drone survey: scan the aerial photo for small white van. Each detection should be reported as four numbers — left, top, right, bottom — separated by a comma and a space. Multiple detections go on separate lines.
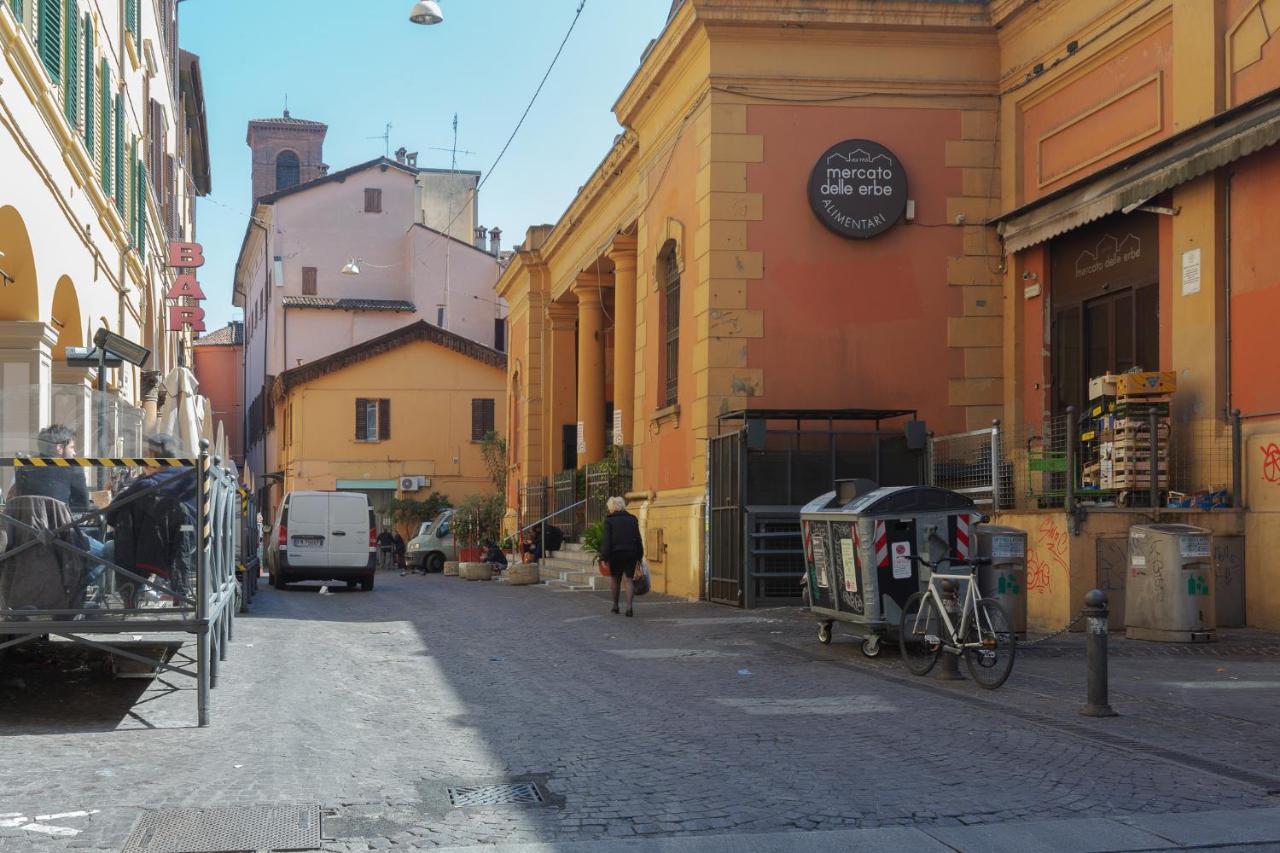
269, 491, 376, 591
406, 510, 457, 573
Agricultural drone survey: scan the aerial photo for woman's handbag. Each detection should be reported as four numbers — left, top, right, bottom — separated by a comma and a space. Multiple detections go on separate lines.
633, 559, 651, 596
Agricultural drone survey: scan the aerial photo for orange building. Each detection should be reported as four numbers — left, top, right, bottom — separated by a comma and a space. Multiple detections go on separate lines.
192, 322, 244, 466
497, 0, 1001, 600
501, 0, 1280, 627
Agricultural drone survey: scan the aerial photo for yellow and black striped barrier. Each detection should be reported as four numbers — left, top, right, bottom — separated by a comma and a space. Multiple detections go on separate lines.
0, 456, 197, 468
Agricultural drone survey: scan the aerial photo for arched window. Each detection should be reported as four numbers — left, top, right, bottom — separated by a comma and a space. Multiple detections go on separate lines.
658, 240, 681, 407
275, 150, 300, 191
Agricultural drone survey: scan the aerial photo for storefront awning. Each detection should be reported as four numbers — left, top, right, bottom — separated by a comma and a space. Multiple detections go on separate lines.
996, 93, 1280, 254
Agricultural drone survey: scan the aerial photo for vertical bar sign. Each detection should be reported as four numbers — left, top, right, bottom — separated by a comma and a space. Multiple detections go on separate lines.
167, 241, 208, 331
612, 409, 623, 446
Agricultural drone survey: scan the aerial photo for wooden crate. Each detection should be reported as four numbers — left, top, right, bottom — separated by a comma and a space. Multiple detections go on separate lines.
1116, 371, 1176, 396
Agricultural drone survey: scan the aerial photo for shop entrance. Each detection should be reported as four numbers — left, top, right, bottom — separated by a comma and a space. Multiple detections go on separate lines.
1050, 214, 1160, 413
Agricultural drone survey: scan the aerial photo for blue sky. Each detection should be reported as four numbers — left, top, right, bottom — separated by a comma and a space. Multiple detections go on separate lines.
182, 1, 673, 330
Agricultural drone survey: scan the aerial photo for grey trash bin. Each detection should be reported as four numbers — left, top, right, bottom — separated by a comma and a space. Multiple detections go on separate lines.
1125, 523, 1215, 643
975, 524, 1028, 638
801, 480, 979, 658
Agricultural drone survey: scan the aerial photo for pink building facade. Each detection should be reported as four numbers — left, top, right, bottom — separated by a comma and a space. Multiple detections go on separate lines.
232, 115, 506, 515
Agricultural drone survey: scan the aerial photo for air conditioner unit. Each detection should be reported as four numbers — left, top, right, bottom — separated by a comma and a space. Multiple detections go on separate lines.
399, 475, 430, 492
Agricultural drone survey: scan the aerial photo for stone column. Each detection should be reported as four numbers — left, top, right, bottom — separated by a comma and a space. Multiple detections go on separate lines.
140, 369, 164, 433
0, 321, 58, 455
608, 235, 638, 449
574, 274, 607, 466
545, 301, 578, 474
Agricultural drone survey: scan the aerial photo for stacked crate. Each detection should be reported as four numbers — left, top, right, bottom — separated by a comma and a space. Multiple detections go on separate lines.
1103, 372, 1174, 495
1081, 372, 1175, 497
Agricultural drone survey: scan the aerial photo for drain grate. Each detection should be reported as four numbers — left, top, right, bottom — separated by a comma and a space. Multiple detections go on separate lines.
447, 783, 544, 807
121, 804, 322, 853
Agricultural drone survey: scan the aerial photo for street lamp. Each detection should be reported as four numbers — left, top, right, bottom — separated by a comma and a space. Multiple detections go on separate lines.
409, 0, 444, 25
341, 259, 362, 276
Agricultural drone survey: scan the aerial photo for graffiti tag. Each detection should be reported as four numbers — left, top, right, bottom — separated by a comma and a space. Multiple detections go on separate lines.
1262, 442, 1280, 484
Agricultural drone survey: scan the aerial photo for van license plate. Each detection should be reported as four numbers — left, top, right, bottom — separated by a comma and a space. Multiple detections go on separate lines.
292, 536, 324, 548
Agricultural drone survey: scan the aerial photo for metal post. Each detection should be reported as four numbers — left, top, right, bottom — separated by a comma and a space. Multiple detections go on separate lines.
934, 579, 964, 681
1064, 406, 1076, 511
1231, 409, 1243, 508
96, 349, 108, 490
1079, 589, 1117, 717
196, 440, 210, 727
1148, 408, 1159, 509
990, 419, 1002, 510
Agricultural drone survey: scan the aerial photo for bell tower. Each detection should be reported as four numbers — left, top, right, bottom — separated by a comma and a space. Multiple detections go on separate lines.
246, 111, 328, 202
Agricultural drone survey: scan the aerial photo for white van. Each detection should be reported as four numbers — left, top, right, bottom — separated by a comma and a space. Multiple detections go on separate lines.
269, 491, 376, 591
406, 510, 457, 573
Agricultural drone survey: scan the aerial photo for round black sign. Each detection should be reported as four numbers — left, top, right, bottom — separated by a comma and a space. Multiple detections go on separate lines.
807, 139, 908, 239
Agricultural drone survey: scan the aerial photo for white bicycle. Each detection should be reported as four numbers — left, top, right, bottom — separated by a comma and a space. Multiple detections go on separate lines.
898, 555, 1016, 689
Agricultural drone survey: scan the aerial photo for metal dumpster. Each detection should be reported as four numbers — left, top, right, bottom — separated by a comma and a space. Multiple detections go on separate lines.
801, 480, 978, 657
975, 524, 1028, 638
1125, 523, 1215, 642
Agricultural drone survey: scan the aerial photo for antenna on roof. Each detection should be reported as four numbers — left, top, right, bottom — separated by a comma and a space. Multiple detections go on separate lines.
425, 113, 475, 171
283, 93, 289, 118
367, 122, 392, 158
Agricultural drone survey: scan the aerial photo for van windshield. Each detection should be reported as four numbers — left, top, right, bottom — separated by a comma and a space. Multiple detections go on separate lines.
417, 521, 432, 537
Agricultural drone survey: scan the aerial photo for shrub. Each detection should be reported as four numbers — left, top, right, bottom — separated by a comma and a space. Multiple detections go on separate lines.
581, 520, 604, 555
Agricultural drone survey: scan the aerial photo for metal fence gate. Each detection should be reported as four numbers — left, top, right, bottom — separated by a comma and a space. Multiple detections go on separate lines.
707, 429, 745, 606
551, 469, 581, 540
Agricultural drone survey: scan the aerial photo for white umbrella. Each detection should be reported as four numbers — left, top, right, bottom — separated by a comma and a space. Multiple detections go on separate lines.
215, 420, 228, 462
158, 366, 206, 457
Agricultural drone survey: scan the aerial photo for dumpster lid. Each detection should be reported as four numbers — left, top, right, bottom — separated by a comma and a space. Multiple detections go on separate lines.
802, 485, 976, 515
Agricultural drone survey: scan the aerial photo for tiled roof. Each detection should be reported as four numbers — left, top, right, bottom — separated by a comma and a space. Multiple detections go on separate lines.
275, 320, 506, 396
249, 113, 327, 128
282, 296, 416, 312
193, 322, 244, 346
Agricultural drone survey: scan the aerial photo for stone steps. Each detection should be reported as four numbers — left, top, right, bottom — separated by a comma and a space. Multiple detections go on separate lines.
537, 546, 610, 591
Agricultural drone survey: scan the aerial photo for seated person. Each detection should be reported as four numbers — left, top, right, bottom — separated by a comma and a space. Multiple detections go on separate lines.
104, 434, 197, 604
481, 539, 508, 570
12, 425, 91, 513
542, 522, 565, 555
520, 531, 543, 564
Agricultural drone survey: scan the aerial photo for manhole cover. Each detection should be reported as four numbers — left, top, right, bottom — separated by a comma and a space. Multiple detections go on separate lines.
446, 783, 544, 807
121, 804, 322, 853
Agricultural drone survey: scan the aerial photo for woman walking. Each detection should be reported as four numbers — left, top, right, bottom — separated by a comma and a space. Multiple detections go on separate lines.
599, 496, 644, 616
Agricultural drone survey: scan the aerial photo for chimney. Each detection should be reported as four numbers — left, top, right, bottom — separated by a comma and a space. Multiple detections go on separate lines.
474, 226, 488, 250
406, 151, 418, 167
394, 146, 407, 164
489, 227, 502, 256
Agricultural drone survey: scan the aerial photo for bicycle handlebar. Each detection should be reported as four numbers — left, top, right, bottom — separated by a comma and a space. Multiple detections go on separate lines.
903, 554, 992, 571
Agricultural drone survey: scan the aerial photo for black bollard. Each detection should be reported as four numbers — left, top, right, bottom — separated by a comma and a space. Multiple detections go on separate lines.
1079, 589, 1117, 717
934, 579, 964, 681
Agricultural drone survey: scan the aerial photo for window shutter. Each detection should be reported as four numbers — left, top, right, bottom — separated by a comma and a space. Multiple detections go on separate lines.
136, 158, 146, 260
99, 60, 110, 194
37, 0, 61, 82
62, 0, 77, 125
471, 399, 494, 441
301, 266, 317, 295
9, 0, 24, 24
124, 0, 135, 42
378, 399, 390, 441
364, 188, 381, 213
128, 136, 137, 236
355, 398, 367, 440
163, 152, 175, 237
114, 93, 124, 215
82, 17, 92, 154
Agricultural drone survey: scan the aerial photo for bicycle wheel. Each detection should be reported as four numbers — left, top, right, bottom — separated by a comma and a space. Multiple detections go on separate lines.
899, 591, 942, 676
963, 598, 1016, 689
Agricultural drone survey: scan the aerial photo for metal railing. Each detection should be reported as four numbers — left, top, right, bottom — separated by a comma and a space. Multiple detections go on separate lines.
0, 440, 240, 726
929, 409, 1243, 512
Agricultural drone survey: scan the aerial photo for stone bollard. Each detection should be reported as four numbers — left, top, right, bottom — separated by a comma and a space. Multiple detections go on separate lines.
934, 579, 964, 681
1079, 589, 1118, 717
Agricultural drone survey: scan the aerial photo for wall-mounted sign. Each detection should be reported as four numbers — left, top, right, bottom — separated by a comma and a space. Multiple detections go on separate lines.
166, 241, 207, 332
808, 139, 908, 239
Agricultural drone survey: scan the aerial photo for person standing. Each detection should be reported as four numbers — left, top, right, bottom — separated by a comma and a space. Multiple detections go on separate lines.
394, 529, 408, 575
376, 528, 396, 572
599, 496, 644, 617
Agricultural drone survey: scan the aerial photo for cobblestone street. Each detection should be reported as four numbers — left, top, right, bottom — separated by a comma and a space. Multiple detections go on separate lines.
4, 572, 1280, 852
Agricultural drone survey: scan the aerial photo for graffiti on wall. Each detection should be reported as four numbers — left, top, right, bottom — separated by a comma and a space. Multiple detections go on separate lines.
1026, 515, 1069, 595
1262, 442, 1280, 484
